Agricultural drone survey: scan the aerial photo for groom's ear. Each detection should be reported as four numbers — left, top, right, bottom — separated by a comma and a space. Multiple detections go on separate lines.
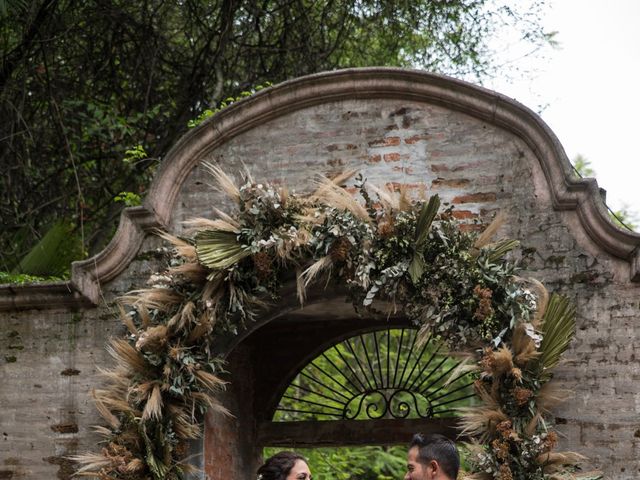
428, 460, 440, 478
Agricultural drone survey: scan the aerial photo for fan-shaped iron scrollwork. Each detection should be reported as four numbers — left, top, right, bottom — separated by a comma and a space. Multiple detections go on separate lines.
274, 328, 475, 422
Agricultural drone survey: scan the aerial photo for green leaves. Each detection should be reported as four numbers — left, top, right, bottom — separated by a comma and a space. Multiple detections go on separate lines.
195, 230, 249, 270
123, 145, 148, 164
14, 220, 84, 277
408, 195, 440, 284
114, 191, 142, 207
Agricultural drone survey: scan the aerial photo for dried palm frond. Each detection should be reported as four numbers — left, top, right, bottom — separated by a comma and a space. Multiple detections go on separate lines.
538, 294, 576, 381
302, 256, 333, 286
203, 162, 240, 202
409, 195, 440, 284
482, 239, 521, 263
195, 229, 249, 270
154, 229, 198, 261
537, 381, 573, 413
107, 339, 148, 375
141, 385, 163, 421
458, 405, 508, 439
474, 212, 506, 249
463, 441, 486, 458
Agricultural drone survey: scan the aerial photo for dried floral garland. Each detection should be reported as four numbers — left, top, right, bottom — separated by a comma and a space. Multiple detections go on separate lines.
74, 165, 602, 480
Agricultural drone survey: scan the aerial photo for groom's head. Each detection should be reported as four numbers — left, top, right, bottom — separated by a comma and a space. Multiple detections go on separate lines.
404, 433, 459, 480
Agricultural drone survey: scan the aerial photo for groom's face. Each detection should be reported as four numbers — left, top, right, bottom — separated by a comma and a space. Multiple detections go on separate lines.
404, 446, 431, 480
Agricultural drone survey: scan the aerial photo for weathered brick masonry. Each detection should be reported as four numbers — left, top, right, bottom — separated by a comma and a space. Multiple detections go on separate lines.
1, 69, 639, 479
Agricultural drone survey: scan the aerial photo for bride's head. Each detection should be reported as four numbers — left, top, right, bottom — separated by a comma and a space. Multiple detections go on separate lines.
257, 451, 311, 480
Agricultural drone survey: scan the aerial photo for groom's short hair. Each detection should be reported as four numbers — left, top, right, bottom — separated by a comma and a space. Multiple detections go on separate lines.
409, 433, 459, 479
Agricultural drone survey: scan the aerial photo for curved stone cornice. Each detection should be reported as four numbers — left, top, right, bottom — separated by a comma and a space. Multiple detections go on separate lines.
70, 206, 162, 304
61, 68, 640, 303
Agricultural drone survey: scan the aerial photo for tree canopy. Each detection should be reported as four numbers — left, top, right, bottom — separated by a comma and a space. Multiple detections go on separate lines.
0, 0, 551, 275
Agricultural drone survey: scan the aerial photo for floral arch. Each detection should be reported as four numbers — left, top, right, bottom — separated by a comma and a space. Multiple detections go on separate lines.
75, 166, 602, 480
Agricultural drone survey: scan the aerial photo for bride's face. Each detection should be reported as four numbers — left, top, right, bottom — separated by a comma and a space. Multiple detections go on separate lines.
286, 460, 312, 480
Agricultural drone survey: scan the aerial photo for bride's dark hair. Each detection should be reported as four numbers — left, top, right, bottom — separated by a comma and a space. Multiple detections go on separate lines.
257, 451, 306, 480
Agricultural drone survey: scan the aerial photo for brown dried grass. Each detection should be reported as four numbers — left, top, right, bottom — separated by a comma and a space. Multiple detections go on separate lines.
203, 162, 240, 202
107, 339, 148, 375
141, 384, 163, 421
511, 323, 540, 366
121, 287, 182, 312
458, 405, 509, 440
302, 255, 333, 287
183, 217, 239, 234
474, 212, 505, 249
537, 382, 573, 414
154, 229, 198, 262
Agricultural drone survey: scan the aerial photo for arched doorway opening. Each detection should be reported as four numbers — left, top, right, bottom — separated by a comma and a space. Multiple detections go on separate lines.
204, 291, 475, 479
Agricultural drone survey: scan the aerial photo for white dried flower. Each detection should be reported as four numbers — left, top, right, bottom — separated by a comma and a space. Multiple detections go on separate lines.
523, 322, 543, 348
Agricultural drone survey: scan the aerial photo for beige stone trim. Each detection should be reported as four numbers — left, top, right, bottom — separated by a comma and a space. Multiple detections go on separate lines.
4, 68, 639, 308
0, 281, 92, 311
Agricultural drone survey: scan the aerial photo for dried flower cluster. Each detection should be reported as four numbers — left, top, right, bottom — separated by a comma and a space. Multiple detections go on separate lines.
74, 166, 599, 479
